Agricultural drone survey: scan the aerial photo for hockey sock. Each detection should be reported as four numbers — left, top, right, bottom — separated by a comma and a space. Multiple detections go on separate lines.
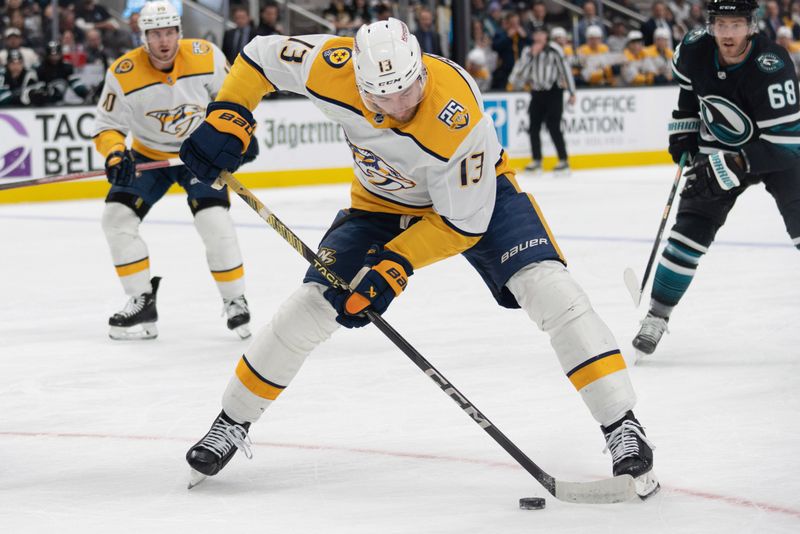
650, 233, 706, 318
193, 206, 246, 299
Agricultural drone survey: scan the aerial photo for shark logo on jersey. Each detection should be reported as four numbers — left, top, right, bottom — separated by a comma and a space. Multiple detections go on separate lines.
317, 247, 336, 265
683, 27, 705, 44
438, 99, 470, 130
756, 53, 784, 74
347, 139, 416, 192
698, 95, 753, 146
146, 104, 205, 137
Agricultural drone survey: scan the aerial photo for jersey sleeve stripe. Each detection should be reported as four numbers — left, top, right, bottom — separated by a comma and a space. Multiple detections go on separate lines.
672, 65, 691, 85
306, 86, 364, 116
240, 50, 279, 91
760, 133, 800, 144
390, 128, 449, 162
757, 110, 800, 128
124, 80, 162, 96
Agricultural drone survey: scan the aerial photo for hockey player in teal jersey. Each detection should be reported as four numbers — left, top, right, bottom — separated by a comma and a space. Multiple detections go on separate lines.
634, 0, 800, 355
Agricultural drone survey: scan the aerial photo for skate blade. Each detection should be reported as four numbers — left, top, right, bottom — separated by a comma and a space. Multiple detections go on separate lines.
188, 468, 208, 489
635, 471, 660, 500
109, 323, 158, 340
234, 324, 251, 340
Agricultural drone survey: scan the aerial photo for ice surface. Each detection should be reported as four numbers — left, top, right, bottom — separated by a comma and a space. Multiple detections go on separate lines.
1, 165, 798, 533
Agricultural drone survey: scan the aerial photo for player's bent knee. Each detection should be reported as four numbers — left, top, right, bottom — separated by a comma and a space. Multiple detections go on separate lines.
101, 202, 141, 239
193, 206, 237, 244
506, 260, 592, 332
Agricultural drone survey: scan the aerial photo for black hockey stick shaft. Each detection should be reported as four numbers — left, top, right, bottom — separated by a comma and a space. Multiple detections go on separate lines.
638, 153, 688, 295
216, 171, 558, 495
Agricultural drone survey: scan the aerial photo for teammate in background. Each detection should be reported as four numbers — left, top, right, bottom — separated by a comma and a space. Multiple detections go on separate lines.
179, 18, 659, 499
621, 30, 656, 86
645, 27, 675, 85
633, 0, 800, 355
0, 49, 41, 107
92, 1, 256, 340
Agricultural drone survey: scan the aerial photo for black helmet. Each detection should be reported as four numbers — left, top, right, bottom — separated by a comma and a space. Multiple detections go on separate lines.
6, 48, 24, 64
46, 41, 62, 57
706, 0, 759, 20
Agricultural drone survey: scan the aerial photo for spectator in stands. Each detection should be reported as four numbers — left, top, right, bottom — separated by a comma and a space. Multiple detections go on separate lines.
685, 2, 706, 32
0, 48, 42, 107
374, 3, 392, 22
222, 5, 255, 65
256, 1, 284, 36
522, 1, 548, 35
576, 1, 605, 45
36, 41, 89, 104
577, 25, 613, 86
324, 0, 356, 35
777, 25, 800, 74
351, 0, 374, 26
0, 27, 39, 69
762, 0, 783, 41
606, 19, 628, 53
466, 47, 491, 92
471, 16, 497, 71
83, 27, 112, 99
491, 10, 530, 90
642, 1, 674, 47
126, 12, 143, 50
621, 30, 655, 86
59, 6, 86, 45
414, 6, 442, 56
484, 1, 504, 38
75, 0, 120, 38
646, 26, 674, 85
667, 0, 692, 30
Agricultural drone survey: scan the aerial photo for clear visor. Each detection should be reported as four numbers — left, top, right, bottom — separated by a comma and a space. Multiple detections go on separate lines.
359, 69, 427, 117
707, 17, 755, 38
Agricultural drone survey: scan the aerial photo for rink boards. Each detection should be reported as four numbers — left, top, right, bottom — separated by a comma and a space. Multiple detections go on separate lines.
0, 86, 676, 204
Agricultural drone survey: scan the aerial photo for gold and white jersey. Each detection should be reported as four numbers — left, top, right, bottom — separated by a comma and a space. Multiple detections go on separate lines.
93, 39, 228, 160
220, 34, 513, 268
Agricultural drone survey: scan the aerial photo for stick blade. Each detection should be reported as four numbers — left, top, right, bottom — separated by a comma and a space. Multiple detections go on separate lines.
623, 268, 643, 307
554, 474, 637, 504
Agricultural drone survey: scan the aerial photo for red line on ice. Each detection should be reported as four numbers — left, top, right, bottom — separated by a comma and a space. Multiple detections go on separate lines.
2, 430, 798, 519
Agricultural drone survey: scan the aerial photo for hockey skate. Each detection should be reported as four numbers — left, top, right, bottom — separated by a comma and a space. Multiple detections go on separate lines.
108, 277, 161, 340
223, 295, 251, 339
186, 411, 252, 488
524, 160, 542, 174
552, 160, 571, 176
601, 411, 659, 500
632, 313, 669, 356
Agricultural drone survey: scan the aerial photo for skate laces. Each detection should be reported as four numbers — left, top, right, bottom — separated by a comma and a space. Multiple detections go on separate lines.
202, 417, 253, 460
116, 294, 146, 318
638, 314, 668, 341
222, 296, 248, 319
603, 420, 655, 463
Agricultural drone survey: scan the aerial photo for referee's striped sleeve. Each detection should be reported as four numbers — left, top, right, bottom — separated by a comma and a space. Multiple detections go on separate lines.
555, 48, 576, 95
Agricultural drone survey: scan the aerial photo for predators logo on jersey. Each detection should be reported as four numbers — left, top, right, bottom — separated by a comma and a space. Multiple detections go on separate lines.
348, 139, 417, 192
146, 103, 205, 137
437, 99, 470, 131
115, 59, 134, 74
323, 47, 351, 68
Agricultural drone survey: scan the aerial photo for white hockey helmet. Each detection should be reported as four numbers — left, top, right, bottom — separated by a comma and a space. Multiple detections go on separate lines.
140, 1, 182, 53
352, 18, 427, 116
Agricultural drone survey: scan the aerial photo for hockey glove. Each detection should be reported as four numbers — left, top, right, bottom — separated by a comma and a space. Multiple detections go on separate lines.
105, 148, 136, 186
323, 245, 413, 329
682, 152, 746, 199
242, 136, 260, 165
179, 101, 256, 185
668, 110, 700, 165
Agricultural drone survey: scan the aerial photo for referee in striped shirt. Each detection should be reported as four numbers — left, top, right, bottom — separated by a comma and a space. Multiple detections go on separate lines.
509, 26, 576, 174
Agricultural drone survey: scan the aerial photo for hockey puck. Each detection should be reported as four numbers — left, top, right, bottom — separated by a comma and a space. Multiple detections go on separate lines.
519, 497, 546, 510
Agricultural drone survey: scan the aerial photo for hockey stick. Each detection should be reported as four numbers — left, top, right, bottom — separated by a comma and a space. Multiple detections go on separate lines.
214, 170, 637, 504
0, 158, 184, 191
624, 153, 688, 307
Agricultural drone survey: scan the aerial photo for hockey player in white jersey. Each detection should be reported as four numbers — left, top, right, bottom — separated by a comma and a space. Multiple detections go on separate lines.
93, 1, 257, 340
180, 19, 659, 499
